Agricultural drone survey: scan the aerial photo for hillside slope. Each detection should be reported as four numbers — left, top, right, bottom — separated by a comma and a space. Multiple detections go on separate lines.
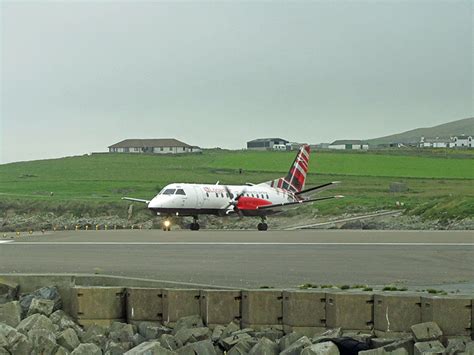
367, 117, 474, 145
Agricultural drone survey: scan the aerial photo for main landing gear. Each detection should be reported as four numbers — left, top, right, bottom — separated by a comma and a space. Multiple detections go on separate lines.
257, 217, 268, 231
190, 216, 200, 231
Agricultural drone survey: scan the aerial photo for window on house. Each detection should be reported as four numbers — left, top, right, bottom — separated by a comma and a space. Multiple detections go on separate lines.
160, 147, 164, 151
183, 147, 186, 151
169, 147, 173, 151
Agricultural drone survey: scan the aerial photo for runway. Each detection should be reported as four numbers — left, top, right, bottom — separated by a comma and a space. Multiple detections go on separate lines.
1, 230, 473, 290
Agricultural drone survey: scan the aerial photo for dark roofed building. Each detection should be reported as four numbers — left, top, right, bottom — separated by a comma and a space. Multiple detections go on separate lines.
247, 138, 289, 150
328, 140, 369, 150
108, 139, 202, 154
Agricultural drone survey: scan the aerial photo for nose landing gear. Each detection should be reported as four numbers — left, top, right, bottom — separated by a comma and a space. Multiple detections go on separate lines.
162, 219, 171, 231
257, 217, 268, 231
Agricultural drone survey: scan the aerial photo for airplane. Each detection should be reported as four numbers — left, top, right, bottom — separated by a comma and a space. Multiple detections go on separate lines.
122, 145, 343, 231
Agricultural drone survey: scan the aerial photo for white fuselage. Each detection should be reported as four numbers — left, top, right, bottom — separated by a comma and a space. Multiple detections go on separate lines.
147, 183, 297, 217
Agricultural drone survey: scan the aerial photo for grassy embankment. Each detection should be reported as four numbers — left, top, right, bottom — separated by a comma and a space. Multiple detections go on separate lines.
0, 149, 473, 221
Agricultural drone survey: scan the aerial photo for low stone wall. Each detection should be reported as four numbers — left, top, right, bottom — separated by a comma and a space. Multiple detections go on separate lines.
1, 274, 473, 338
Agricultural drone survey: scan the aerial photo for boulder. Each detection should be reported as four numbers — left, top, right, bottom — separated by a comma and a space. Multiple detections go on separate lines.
253, 328, 283, 342
280, 335, 312, 355
414, 340, 445, 355
227, 338, 258, 355
57, 328, 80, 352
219, 321, 240, 340
138, 321, 172, 340
71, 343, 102, 355
445, 337, 470, 355
132, 333, 146, 347
411, 322, 443, 342
159, 334, 183, 351
301, 341, 340, 355
210, 325, 225, 342
0, 347, 9, 355
0, 280, 19, 304
28, 328, 57, 355
19, 287, 62, 317
383, 338, 414, 355
220, 333, 252, 350
172, 315, 204, 335
176, 340, 216, 355
279, 332, 303, 351
108, 322, 135, 343
248, 337, 279, 355
175, 327, 210, 345
0, 323, 33, 355
80, 324, 107, 343
28, 298, 55, 317
16, 313, 55, 334
465, 341, 474, 354
124, 341, 176, 354
0, 301, 22, 327
105, 340, 134, 354
313, 328, 343, 343
50, 310, 83, 335
54, 345, 70, 355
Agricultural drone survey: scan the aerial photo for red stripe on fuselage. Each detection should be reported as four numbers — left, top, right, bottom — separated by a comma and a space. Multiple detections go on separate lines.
237, 197, 273, 210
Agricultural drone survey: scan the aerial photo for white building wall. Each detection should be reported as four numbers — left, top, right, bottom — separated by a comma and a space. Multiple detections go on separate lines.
328, 144, 346, 150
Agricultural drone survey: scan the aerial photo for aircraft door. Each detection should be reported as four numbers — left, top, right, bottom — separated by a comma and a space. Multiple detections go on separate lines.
193, 186, 205, 209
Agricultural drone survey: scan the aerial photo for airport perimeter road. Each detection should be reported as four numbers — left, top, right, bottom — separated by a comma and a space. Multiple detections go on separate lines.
1, 230, 473, 289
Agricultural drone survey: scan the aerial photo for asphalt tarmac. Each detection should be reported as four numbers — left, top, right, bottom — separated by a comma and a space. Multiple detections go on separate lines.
1, 230, 473, 290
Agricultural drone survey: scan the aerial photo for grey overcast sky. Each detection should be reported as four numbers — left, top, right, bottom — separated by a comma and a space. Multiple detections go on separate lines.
1, 0, 472, 163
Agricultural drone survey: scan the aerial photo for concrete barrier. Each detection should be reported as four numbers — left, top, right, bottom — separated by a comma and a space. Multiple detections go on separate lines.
241, 290, 283, 330
282, 290, 326, 335
326, 292, 374, 331
421, 295, 472, 337
126, 288, 163, 323
163, 289, 201, 325
200, 290, 241, 327
71, 287, 126, 327
374, 293, 421, 337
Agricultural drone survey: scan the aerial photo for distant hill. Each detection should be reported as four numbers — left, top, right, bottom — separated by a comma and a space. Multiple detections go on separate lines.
367, 117, 474, 145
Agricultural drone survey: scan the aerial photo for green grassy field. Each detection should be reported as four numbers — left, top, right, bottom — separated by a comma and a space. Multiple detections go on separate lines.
0, 149, 473, 220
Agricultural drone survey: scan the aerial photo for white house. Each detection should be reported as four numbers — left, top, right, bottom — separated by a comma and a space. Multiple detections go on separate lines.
419, 137, 452, 148
328, 140, 369, 150
108, 139, 202, 154
247, 138, 289, 150
453, 135, 473, 148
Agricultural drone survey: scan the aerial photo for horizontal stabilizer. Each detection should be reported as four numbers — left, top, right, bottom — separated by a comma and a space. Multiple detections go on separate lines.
256, 195, 344, 211
295, 181, 341, 196
122, 197, 150, 204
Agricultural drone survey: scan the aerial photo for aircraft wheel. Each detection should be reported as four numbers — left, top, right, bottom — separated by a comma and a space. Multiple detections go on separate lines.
257, 223, 268, 231
190, 223, 200, 231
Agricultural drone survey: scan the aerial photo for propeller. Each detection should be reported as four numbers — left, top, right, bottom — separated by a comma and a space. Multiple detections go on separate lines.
223, 185, 246, 217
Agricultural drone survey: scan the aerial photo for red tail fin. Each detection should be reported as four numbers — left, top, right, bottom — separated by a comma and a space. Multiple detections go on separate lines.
261, 145, 310, 193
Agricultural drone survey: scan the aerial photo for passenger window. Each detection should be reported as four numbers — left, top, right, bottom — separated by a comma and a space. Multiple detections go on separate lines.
162, 189, 176, 195
221, 193, 224, 198
251, 194, 254, 198
175, 189, 186, 195
216, 193, 219, 198
266, 194, 269, 199
206, 192, 209, 197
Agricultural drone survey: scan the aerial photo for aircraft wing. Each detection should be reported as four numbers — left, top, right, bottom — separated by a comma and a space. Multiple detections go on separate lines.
256, 195, 344, 211
295, 181, 341, 196
122, 197, 150, 204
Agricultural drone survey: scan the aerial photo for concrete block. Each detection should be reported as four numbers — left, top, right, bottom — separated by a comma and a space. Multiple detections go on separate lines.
241, 290, 283, 330
411, 322, 442, 342
282, 291, 326, 332
200, 290, 241, 327
374, 293, 422, 334
126, 288, 163, 322
421, 296, 472, 337
326, 292, 374, 331
71, 287, 126, 320
413, 340, 445, 355
162, 289, 201, 325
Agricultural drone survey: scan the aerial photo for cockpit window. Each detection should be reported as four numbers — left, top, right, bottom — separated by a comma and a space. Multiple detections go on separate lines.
175, 189, 186, 195
162, 189, 176, 195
